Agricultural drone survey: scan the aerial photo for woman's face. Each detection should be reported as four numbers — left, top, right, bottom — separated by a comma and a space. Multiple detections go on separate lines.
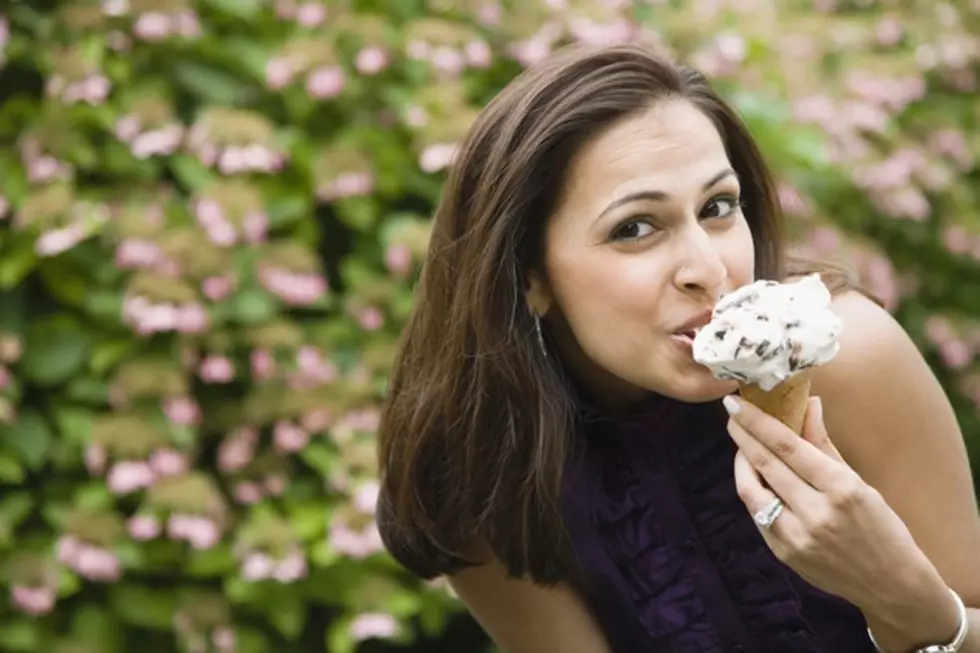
532, 99, 756, 408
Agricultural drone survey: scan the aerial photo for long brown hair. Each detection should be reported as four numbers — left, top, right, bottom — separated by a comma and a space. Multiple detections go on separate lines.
376, 42, 854, 585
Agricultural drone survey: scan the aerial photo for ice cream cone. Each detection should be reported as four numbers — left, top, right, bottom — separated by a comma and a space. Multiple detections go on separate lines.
737, 369, 813, 435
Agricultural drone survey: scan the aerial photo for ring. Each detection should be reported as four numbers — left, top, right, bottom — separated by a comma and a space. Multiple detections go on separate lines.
753, 497, 785, 530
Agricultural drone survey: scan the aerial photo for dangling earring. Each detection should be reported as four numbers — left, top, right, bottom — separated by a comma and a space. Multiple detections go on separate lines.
534, 315, 548, 358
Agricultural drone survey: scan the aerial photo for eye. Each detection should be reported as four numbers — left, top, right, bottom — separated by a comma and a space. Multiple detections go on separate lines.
611, 218, 657, 242
701, 195, 741, 220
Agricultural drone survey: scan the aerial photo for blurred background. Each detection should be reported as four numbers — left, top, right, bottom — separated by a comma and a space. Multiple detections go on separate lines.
0, 1, 977, 652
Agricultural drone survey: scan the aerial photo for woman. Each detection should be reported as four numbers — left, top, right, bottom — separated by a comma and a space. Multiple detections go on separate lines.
376, 43, 980, 652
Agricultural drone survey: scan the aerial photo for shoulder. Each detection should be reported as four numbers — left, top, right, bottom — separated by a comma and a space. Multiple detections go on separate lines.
811, 289, 944, 438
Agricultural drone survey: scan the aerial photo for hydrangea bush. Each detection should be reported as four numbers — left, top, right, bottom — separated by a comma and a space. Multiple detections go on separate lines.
0, 1, 976, 652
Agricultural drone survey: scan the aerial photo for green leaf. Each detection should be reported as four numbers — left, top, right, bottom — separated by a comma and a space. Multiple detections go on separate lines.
109, 584, 181, 630
169, 154, 213, 192
0, 289, 26, 334
70, 604, 122, 653
326, 618, 355, 653
0, 617, 40, 651
38, 256, 91, 308
174, 61, 257, 105
0, 492, 34, 530
0, 231, 38, 289
22, 316, 92, 386
3, 408, 54, 469
52, 405, 94, 446
0, 451, 25, 483
265, 591, 306, 641
203, 0, 264, 19
185, 544, 236, 577
90, 339, 139, 375
231, 290, 278, 324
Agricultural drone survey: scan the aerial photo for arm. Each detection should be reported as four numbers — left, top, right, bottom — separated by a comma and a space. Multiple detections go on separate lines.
814, 291, 980, 652
447, 543, 613, 653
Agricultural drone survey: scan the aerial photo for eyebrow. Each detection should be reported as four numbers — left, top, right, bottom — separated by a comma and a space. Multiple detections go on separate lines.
595, 168, 738, 222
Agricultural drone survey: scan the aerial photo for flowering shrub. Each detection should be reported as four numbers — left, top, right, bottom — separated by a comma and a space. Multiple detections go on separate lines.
0, 1, 977, 652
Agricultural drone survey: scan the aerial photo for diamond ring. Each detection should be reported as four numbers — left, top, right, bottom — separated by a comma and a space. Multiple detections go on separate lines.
753, 497, 785, 530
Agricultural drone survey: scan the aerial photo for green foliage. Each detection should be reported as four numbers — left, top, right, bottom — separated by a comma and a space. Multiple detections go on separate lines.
0, 1, 976, 652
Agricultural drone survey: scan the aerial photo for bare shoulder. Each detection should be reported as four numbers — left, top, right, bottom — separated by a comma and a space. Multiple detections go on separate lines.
811, 289, 957, 460
812, 290, 980, 605
447, 543, 612, 653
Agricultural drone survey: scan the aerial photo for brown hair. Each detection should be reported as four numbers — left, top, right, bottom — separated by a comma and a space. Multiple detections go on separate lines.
376, 42, 856, 585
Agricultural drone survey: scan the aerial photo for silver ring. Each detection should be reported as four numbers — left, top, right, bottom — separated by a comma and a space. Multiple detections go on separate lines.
753, 497, 785, 530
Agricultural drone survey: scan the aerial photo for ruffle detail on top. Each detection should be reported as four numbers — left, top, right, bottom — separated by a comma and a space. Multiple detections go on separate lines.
577, 395, 829, 653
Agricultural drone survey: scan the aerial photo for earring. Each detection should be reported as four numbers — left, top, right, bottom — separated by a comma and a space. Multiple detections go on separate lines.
534, 315, 548, 358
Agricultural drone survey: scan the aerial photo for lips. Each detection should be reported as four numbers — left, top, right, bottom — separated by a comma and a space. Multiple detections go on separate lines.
673, 311, 713, 340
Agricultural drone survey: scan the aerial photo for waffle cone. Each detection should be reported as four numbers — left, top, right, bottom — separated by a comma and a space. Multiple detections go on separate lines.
738, 369, 813, 435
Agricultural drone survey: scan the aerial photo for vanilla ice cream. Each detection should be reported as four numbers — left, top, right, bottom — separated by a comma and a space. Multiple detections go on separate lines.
692, 274, 842, 391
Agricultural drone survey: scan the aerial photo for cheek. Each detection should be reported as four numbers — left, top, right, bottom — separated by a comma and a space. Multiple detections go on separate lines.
722, 218, 756, 283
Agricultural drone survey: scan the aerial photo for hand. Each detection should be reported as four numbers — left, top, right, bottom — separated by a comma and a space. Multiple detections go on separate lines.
723, 394, 942, 620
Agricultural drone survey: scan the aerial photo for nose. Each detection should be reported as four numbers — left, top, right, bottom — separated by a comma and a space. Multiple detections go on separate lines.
672, 226, 728, 295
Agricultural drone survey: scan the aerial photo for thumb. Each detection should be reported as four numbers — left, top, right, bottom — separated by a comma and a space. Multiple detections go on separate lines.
802, 396, 844, 461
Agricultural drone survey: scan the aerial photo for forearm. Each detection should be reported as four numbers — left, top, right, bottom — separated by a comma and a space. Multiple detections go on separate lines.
866, 608, 980, 653
862, 562, 978, 653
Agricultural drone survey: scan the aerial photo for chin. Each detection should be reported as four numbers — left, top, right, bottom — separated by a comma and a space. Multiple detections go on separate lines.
660, 372, 737, 404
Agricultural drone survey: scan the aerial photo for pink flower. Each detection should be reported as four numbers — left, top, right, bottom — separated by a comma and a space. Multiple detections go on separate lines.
212, 627, 236, 651
464, 40, 492, 68
232, 481, 263, 504
217, 427, 257, 472
115, 238, 163, 269
419, 143, 458, 173
301, 408, 332, 433
240, 551, 275, 580
149, 449, 189, 477
127, 514, 162, 540
263, 474, 287, 496
354, 306, 384, 331
295, 2, 326, 26
318, 172, 373, 201
35, 224, 89, 257
384, 244, 413, 277
271, 550, 307, 583
58, 536, 123, 582
349, 613, 399, 641
258, 265, 328, 306
243, 212, 268, 243
133, 12, 171, 40
430, 47, 465, 75
355, 47, 388, 75
163, 396, 201, 426
306, 66, 346, 99
939, 340, 972, 370
10, 584, 56, 616
329, 518, 384, 559
202, 275, 236, 301
250, 348, 276, 380
167, 514, 221, 550
353, 481, 380, 514
265, 57, 296, 89
200, 355, 235, 383
84, 443, 107, 475
273, 420, 309, 453
107, 460, 155, 494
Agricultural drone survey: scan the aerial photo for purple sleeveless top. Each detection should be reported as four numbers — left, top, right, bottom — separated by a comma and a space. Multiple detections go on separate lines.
561, 391, 876, 653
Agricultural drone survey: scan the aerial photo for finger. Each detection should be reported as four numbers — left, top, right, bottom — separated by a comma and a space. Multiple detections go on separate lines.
734, 452, 811, 562
724, 394, 843, 491
801, 397, 845, 463
733, 451, 795, 542
728, 418, 821, 511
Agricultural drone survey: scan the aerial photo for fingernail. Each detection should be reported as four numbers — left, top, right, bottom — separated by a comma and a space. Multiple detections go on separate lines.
723, 395, 741, 415
812, 396, 823, 421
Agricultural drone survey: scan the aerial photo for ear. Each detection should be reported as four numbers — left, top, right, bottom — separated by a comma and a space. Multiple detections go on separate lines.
526, 270, 553, 317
